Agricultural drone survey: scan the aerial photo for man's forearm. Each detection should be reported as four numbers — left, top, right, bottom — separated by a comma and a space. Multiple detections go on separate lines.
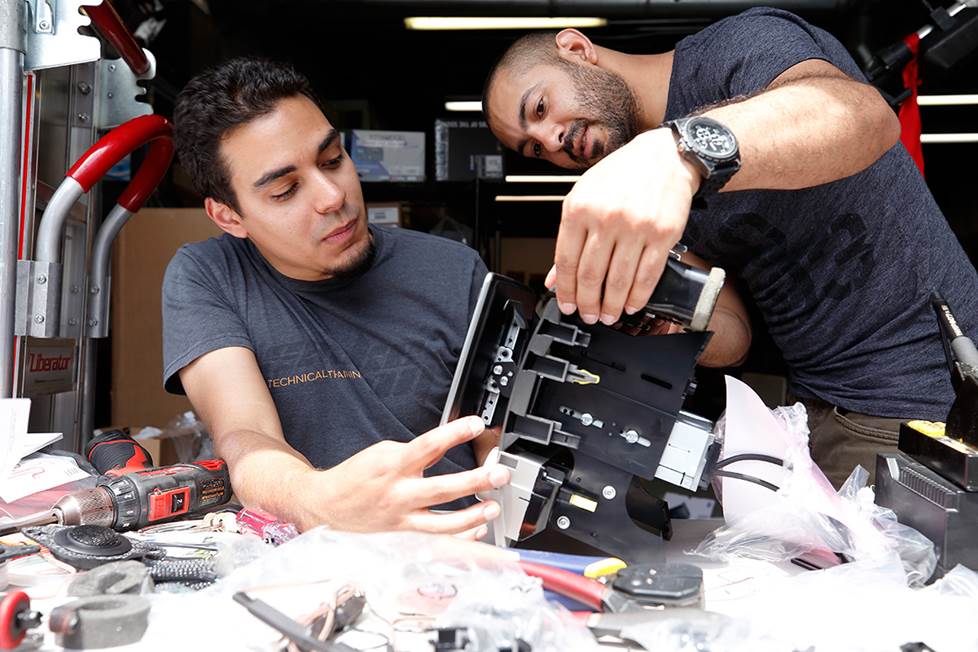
704, 75, 900, 191
214, 429, 319, 528
699, 306, 751, 368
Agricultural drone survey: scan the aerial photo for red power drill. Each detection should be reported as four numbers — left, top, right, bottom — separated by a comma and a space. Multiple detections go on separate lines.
85, 428, 155, 476
0, 460, 232, 536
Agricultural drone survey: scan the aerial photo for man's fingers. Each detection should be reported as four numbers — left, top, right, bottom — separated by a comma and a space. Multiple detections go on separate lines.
600, 240, 643, 325
554, 202, 587, 314
574, 232, 614, 325
408, 416, 485, 470
454, 524, 490, 541
409, 464, 510, 507
406, 500, 503, 536
624, 245, 669, 315
544, 265, 557, 290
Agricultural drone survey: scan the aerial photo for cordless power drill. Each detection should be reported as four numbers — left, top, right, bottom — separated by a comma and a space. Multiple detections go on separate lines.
0, 437, 232, 536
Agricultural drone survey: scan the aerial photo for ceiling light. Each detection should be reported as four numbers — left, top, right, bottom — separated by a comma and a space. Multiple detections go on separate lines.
505, 175, 582, 183
444, 101, 483, 112
405, 17, 607, 31
920, 133, 978, 143
495, 195, 566, 202
917, 94, 978, 106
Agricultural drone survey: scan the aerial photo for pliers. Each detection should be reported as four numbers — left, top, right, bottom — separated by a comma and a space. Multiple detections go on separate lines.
517, 560, 703, 613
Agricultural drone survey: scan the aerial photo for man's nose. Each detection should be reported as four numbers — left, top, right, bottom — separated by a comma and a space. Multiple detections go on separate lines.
530, 121, 565, 154
311, 174, 345, 214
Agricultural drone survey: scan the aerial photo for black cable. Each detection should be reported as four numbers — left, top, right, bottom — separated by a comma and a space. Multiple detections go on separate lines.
715, 453, 784, 469
713, 470, 780, 493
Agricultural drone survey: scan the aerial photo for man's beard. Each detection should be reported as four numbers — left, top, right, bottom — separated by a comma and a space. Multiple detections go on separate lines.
326, 231, 376, 282
562, 62, 641, 167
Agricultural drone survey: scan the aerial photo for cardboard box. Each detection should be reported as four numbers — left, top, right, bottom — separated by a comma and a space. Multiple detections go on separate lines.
110, 208, 221, 429
349, 130, 425, 182
435, 119, 504, 181
367, 202, 402, 227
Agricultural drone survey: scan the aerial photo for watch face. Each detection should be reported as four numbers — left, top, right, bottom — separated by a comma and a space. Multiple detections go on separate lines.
685, 117, 738, 159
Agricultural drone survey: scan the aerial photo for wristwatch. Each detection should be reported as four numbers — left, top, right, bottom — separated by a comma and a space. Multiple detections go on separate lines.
664, 116, 741, 202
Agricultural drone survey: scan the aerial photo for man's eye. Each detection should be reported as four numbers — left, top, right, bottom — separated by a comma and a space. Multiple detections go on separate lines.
320, 154, 344, 169
535, 98, 544, 116
272, 184, 298, 201
532, 143, 542, 158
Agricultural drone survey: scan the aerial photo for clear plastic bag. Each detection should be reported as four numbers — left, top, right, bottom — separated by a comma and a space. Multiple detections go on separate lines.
144, 529, 599, 651
134, 411, 213, 463
692, 381, 937, 587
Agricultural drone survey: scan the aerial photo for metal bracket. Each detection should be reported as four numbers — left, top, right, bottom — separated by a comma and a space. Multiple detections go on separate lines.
28, 0, 54, 34
25, 0, 101, 71
15, 260, 63, 338
98, 49, 155, 129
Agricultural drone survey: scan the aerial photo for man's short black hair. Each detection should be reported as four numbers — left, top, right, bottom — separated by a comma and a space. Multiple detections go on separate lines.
482, 31, 560, 129
173, 57, 322, 211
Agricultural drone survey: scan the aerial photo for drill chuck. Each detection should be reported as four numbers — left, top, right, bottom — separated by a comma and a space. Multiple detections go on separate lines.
51, 487, 115, 529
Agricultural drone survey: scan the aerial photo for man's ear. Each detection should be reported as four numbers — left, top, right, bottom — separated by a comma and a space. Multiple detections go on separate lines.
555, 29, 598, 65
204, 197, 248, 238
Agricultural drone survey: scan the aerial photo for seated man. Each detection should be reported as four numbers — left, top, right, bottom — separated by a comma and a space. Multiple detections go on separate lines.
164, 57, 509, 535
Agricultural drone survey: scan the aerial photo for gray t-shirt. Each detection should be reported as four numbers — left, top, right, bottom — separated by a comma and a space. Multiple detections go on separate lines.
162, 226, 488, 477
666, 8, 978, 420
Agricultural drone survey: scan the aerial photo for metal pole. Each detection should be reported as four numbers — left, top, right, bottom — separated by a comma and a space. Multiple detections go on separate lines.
0, 0, 26, 398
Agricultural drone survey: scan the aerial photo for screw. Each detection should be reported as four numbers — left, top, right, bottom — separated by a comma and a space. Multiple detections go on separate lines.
33, 315, 44, 324
499, 376, 508, 386
602, 485, 617, 500
77, 82, 91, 95
556, 516, 570, 530
107, 92, 114, 99
90, 286, 100, 294
36, 274, 46, 285
88, 319, 98, 327
108, 64, 116, 72
492, 364, 502, 375
623, 429, 639, 444
580, 413, 593, 426
77, 112, 89, 123
38, 20, 50, 30
68, 318, 78, 326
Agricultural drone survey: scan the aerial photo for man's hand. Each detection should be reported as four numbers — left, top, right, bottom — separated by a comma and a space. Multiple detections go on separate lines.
308, 415, 511, 536
552, 128, 702, 326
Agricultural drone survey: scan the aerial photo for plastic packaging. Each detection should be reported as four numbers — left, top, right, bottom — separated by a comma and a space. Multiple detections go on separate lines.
144, 528, 599, 650
620, 561, 978, 652
693, 383, 937, 587
133, 411, 213, 463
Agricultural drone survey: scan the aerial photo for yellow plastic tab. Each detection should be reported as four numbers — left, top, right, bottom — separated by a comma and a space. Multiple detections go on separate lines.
907, 420, 946, 437
569, 494, 598, 512
584, 557, 627, 579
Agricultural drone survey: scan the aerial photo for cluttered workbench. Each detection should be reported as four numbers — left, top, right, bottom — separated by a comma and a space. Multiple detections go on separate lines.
0, 266, 977, 651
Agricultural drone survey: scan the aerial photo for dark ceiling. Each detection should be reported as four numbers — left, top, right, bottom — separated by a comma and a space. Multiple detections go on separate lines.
111, 0, 978, 254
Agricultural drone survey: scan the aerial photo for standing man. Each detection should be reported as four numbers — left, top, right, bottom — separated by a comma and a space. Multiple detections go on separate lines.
165, 58, 509, 534
482, 8, 978, 486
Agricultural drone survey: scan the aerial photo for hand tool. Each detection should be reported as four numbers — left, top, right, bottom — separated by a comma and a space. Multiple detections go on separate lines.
514, 549, 625, 579
233, 592, 358, 652
518, 560, 703, 613
84, 429, 155, 476
0, 591, 41, 650
0, 460, 232, 536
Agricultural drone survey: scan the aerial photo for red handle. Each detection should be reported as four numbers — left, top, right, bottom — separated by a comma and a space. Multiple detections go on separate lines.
518, 561, 605, 611
83, 0, 151, 76
67, 114, 174, 212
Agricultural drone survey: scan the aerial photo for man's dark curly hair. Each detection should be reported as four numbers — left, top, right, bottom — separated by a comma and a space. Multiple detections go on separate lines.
173, 57, 322, 212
